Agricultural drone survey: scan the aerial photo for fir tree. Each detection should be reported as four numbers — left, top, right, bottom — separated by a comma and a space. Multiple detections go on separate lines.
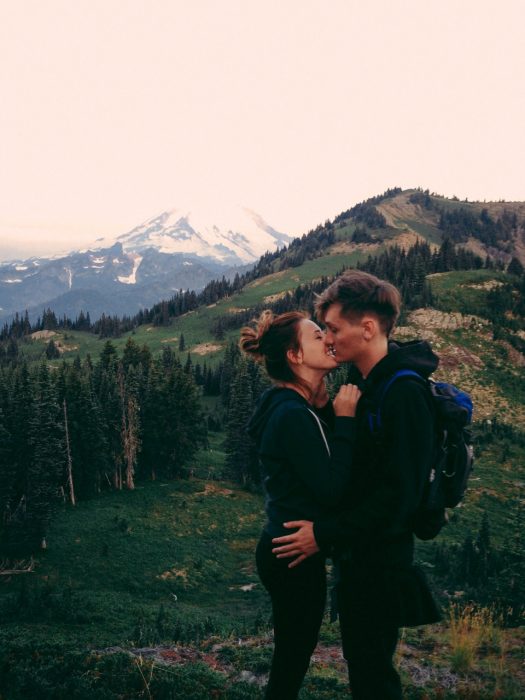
119, 365, 141, 490
100, 340, 118, 370
45, 339, 60, 359
508, 256, 524, 277
475, 512, 492, 583
0, 406, 14, 543
27, 363, 66, 550
225, 358, 257, 485
122, 337, 143, 373
143, 362, 207, 479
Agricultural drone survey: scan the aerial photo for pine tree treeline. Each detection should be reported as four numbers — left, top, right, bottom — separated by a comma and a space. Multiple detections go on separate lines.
0, 339, 206, 555
208, 238, 492, 340
333, 187, 402, 227
186, 341, 269, 485
408, 189, 524, 250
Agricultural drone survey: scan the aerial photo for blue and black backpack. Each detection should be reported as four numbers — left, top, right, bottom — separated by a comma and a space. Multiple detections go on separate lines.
368, 369, 474, 540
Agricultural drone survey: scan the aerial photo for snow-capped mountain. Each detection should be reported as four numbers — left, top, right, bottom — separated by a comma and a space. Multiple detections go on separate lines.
109, 207, 291, 264
0, 207, 291, 322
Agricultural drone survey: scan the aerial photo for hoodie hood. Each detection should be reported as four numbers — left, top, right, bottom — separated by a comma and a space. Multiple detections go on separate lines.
378, 339, 439, 379
247, 386, 308, 445
347, 339, 439, 390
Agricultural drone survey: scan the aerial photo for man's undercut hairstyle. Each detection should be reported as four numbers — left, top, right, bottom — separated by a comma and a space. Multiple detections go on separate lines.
315, 270, 401, 336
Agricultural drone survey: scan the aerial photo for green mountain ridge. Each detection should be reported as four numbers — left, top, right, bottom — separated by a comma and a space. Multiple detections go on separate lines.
19, 189, 525, 435
1, 188, 524, 698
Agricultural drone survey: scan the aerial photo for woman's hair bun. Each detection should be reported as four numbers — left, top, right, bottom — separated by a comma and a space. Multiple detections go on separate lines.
239, 310, 274, 361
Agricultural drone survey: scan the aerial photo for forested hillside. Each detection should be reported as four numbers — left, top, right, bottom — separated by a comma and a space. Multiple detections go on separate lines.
1, 188, 524, 698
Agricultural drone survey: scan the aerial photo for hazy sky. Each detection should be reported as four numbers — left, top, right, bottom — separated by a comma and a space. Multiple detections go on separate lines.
1, 0, 524, 260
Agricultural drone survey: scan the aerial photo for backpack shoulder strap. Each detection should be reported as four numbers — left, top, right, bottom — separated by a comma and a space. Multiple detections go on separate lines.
369, 369, 426, 432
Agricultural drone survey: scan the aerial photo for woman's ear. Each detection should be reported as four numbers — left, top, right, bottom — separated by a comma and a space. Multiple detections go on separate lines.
286, 348, 303, 365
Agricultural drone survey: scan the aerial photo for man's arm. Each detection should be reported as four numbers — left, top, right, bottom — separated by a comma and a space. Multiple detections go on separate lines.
273, 380, 434, 564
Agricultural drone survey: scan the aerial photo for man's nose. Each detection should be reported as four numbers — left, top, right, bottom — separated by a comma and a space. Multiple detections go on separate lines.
324, 330, 334, 345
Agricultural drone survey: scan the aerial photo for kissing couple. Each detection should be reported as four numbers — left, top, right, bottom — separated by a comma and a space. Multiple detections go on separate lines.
241, 269, 441, 700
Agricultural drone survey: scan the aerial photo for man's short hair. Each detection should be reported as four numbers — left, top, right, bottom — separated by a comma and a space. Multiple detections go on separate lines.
315, 270, 401, 336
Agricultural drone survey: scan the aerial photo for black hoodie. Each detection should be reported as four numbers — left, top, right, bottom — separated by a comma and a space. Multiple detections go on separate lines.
313, 339, 439, 567
248, 387, 356, 538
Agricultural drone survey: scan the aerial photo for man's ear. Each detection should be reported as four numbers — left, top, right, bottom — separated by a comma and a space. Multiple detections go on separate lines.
286, 348, 303, 365
361, 316, 378, 341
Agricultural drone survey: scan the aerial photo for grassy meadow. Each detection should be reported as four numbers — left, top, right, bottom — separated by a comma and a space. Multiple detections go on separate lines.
1, 426, 524, 699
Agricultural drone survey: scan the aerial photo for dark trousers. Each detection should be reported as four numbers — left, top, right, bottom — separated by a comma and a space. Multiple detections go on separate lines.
337, 573, 402, 700
256, 531, 327, 700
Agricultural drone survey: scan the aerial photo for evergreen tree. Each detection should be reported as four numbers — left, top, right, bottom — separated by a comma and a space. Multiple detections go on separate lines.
225, 358, 257, 485
5, 362, 34, 550
95, 363, 123, 489
220, 342, 240, 406
100, 340, 118, 370
475, 512, 492, 583
26, 363, 66, 550
6, 337, 19, 364
0, 406, 15, 543
64, 363, 110, 498
141, 362, 206, 479
118, 365, 141, 490
508, 256, 524, 277
139, 360, 164, 480
121, 337, 143, 373
161, 345, 175, 370
45, 339, 60, 359
459, 533, 476, 586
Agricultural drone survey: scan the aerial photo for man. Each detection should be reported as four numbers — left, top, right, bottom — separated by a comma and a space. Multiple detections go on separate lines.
272, 270, 441, 700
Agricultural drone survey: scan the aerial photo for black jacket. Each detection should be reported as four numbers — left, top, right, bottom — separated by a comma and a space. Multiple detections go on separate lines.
248, 387, 356, 538
313, 339, 441, 627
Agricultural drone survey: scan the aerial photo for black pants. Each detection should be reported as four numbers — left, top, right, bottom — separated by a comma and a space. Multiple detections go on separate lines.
256, 531, 327, 700
337, 573, 402, 700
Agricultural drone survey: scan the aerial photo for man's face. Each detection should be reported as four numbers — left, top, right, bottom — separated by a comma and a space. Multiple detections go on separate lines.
323, 303, 365, 364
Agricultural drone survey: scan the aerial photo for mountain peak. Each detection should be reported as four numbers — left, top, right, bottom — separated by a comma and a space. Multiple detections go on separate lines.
112, 205, 292, 264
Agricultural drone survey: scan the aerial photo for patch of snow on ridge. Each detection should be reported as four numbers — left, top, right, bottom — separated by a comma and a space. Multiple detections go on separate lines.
4, 278, 22, 283
117, 255, 142, 285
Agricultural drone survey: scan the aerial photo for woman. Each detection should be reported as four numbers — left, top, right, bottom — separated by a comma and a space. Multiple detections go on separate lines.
240, 310, 361, 700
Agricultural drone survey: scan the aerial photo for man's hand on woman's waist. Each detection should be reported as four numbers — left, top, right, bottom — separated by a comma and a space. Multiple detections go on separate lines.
272, 520, 319, 568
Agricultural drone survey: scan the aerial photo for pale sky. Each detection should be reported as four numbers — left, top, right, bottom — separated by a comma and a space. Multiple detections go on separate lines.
1, 0, 524, 260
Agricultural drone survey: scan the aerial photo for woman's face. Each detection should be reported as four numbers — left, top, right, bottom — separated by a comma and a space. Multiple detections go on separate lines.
295, 319, 338, 370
